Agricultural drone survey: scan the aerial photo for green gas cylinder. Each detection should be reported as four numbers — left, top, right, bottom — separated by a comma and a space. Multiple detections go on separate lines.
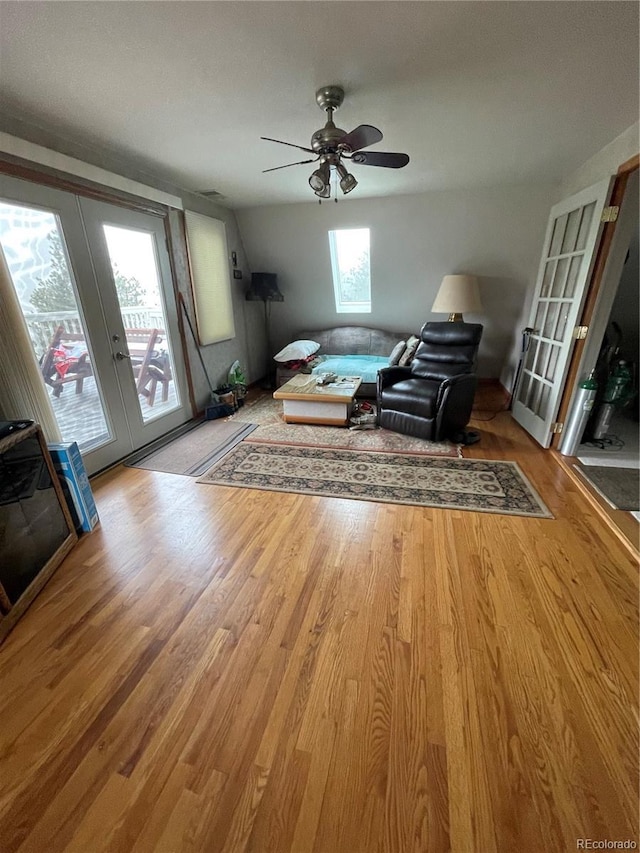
603, 360, 632, 404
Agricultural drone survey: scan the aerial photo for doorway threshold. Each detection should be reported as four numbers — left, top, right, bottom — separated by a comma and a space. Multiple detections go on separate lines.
553, 451, 639, 560
576, 411, 639, 469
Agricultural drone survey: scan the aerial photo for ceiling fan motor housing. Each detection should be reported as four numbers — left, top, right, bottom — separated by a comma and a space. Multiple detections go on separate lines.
311, 85, 353, 154
311, 125, 349, 154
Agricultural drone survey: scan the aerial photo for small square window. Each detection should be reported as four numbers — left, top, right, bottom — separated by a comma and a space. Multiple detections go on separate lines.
328, 228, 371, 313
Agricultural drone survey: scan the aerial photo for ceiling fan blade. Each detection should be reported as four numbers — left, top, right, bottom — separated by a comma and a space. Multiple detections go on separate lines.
339, 124, 383, 152
350, 151, 410, 168
262, 158, 318, 173
261, 136, 315, 154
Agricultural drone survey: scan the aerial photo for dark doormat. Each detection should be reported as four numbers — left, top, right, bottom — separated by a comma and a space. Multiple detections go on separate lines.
125, 420, 257, 475
574, 464, 640, 511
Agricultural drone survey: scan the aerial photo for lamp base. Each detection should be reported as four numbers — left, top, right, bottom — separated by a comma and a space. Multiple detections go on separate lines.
448, 313, 464, 322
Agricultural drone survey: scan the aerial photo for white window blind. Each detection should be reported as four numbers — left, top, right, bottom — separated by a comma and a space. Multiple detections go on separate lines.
184, 210, 235, 344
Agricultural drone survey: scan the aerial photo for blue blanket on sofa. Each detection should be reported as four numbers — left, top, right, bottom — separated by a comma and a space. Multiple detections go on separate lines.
311, 354, 390, 384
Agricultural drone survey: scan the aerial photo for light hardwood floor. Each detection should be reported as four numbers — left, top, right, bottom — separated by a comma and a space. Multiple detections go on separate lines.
1, 388, 638, 852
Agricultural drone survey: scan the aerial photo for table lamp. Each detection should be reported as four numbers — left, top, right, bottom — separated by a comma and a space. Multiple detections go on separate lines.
431, 275, 482, 321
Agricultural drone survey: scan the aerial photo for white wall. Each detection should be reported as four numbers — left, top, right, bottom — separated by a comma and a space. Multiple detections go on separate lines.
236, 185, 556, 385
559, 121, 639, 198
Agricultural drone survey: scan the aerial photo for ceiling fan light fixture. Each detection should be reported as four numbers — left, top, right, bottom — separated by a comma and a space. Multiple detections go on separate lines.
262, 85, 409, 200
309, 162, 330, 193
309, 170, 326, 192
340, 174, 357, 194
337, 162, 358, 194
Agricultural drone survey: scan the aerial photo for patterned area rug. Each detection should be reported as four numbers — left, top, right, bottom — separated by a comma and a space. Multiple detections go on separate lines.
198, 443, 552, 517
232, 395, 461, 457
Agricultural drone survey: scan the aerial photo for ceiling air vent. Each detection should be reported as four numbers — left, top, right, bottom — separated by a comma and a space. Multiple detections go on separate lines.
198, 189, 226, 200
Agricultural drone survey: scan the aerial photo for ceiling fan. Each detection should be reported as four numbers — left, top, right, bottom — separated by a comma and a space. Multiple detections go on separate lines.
261, 85, 410, 200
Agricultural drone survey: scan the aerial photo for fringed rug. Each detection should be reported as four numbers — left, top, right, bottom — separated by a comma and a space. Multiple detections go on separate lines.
231, 395, 461, 457
198, 443, 552, 517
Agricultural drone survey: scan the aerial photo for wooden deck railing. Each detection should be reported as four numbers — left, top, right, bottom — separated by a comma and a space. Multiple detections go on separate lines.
25, 307, 166, 358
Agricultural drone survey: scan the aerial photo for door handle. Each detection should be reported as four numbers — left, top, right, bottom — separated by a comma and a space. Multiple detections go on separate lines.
114, 351, 131, 360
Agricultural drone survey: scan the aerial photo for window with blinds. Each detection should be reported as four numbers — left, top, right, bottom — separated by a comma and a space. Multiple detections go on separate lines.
184, 211, 235, 344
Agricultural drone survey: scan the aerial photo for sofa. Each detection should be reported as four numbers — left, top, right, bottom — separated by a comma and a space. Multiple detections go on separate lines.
275, 325, 412, 398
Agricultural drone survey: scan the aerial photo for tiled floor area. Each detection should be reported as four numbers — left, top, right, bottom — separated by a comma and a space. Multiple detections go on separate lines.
49, 375, 179, 451
577, 409, 639, 469
577, 409, 640, 522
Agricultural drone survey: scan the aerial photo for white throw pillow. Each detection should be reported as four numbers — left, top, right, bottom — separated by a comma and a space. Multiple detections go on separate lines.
273, 339, 321, 362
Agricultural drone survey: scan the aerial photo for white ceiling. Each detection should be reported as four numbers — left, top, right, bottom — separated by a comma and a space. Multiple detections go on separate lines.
0, 1, 638, 209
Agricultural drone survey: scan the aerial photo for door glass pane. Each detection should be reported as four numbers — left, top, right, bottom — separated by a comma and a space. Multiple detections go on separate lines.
561, 208, 581, 253
551, 257, 569, 297
541, 261, 555, 297
543, 303, 558, 339
564, 255, 582, 298
517, 372, 530, 407
545, 345, 560, 382
102, 225, 180, 423
576, 202, 596, 250
527, 376, 542, 412
534, 302, 546, 334
524, 338, 537, 372
549, 214, 567, 257
537, 383, 551, 420
0, 201, 111, 451
534, 340, 549, 377
554, 302, 571, 342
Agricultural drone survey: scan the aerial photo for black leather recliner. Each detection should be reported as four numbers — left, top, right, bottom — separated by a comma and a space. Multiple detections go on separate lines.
377, 322, 483, 442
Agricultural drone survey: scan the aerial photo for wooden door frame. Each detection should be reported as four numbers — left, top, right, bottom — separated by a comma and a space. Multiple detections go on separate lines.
551, 153, 640, 449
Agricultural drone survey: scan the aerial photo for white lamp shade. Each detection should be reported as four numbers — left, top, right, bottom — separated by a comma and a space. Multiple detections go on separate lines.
431, 275, 483, 314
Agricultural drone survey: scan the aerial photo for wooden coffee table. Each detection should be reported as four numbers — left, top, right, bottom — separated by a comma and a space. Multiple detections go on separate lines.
273, 375, 362, 426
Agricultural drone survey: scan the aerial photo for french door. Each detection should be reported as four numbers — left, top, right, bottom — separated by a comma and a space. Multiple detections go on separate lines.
512, 178, 612, 447
0, 175, 190, 474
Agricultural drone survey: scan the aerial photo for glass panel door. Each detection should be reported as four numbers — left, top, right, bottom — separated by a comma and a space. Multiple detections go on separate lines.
0, 174, 190, 473
0, 200, 113, 451
78, 198, 190, 452
512, 179, 612, 447
0, 185, 136, 474
102, 224, 179, 423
